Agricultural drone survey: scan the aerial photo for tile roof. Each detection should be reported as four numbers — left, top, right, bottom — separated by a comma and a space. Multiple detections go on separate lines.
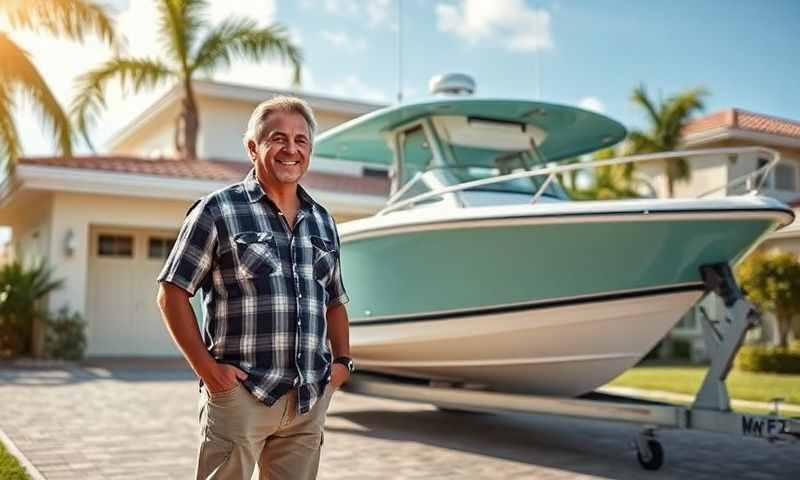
19, 155, 390, 197
683, 109, 800, 139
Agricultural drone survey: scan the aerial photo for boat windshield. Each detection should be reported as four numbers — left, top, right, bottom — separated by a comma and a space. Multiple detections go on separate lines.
397, 121, 565, 200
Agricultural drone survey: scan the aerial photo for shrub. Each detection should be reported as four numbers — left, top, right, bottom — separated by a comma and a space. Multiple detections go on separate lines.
43, 308, 86, 361
0, 261, 63, 358
735, 344, 800, 374
671, 338, 692, 360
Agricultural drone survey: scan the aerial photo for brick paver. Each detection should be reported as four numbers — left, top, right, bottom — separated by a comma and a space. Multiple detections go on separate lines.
0, 366, 798, 479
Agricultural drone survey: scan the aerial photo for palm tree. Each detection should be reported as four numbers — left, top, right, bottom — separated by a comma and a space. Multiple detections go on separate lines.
568, 147, 644, 200
0, 0, 116, 172
72, 0, 302, 160
627, 84, 708, 197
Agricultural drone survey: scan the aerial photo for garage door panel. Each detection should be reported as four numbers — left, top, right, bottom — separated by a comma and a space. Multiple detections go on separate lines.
88, 228, 180, 357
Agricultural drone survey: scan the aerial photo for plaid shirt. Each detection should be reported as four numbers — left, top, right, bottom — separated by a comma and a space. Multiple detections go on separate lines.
157, 168, 349, 414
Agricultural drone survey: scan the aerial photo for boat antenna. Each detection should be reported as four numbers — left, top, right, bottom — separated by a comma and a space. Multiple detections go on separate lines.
535, 1, 542, 99
396, 0, 403, 104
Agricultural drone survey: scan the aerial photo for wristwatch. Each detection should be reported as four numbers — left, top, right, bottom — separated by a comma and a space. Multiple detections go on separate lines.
333, 356, 356, 374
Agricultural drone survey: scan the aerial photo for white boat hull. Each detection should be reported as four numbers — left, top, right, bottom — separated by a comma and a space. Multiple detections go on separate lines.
351, 289, 704, 397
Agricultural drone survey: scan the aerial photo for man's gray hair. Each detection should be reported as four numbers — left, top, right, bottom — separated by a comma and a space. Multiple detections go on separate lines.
242, 96, 317, 153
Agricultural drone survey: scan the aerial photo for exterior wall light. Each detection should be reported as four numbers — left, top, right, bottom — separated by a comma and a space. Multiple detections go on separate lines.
63, 229, 77, 257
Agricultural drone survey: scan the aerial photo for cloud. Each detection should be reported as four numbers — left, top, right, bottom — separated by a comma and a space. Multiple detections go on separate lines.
578, 97, 605, 113
365, 0, 394, 28
206, 1, 276, 26
305, 0, 395, 28
436, 0, 553, 52
330, 75, 388, 102
320, 30, 368, 53
323, 0, 358, 16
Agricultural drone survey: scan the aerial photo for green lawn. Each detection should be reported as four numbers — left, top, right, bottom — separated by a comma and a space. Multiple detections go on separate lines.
608, 364, 800, 405
0, 441, 29, 480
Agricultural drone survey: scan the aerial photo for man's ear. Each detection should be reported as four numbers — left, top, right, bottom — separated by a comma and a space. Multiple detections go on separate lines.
247, 140, 257, 161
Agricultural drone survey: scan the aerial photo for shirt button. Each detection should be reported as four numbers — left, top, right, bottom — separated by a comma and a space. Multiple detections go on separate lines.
297, 353, 302, 359
298, 293, 303, 298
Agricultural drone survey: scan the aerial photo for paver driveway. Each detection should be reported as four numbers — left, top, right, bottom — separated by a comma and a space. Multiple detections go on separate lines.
0, 366, 798, 479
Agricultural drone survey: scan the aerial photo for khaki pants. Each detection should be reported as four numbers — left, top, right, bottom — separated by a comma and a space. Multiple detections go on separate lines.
195, 383, 334, 480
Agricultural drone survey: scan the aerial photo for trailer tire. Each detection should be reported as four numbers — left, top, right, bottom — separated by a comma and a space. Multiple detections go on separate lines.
636, 439, 664, 470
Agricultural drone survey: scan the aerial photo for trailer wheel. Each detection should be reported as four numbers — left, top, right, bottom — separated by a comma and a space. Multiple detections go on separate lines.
636, 439, 664, 470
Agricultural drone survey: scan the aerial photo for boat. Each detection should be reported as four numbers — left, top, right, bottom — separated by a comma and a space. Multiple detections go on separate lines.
313, 75, 795, 397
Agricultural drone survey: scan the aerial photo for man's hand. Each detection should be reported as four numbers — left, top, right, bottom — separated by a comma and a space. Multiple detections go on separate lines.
329, 363, 351, 391
202, 363, 248, 394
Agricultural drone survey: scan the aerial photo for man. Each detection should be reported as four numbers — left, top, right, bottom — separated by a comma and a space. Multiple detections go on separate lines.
156, 96, 354, 480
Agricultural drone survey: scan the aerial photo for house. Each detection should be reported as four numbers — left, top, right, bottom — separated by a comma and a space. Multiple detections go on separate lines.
640, 109, 800, 358
0, 80, 388, 358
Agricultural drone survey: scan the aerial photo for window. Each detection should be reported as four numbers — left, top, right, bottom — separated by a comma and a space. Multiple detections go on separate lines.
774, 163, 798, 191
758, 157, 799, 192
98, 235, 133, 257
148, 237, 176, 259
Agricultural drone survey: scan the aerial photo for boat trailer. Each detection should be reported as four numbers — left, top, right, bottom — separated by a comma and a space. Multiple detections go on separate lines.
342, 263, 800, 471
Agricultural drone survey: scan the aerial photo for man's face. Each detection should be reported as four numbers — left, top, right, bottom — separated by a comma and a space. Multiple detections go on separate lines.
248, 111, 311, 190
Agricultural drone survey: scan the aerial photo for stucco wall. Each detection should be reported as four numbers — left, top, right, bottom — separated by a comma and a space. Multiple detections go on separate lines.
635, 154, 729, 198
45, 191, 192, 315
109, 102, 181, 157
9, 192, 54, 265
762, 237, 800, 256
723, 139, 800, 202
197, 96, 356, 161
112, 93, 360, 162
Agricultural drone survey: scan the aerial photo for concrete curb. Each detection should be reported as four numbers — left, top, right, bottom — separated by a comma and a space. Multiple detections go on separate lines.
0, 426, 47, 480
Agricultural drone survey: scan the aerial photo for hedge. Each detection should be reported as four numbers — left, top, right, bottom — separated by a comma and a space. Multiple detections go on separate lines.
735, 343, 800, 374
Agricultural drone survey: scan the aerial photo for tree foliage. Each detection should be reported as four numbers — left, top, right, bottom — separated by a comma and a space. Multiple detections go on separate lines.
626, 84, 708, 197
0, 0, 116, 172
736, 250, 800, 348
565, 147, 647, 200
72, 0, 302, 160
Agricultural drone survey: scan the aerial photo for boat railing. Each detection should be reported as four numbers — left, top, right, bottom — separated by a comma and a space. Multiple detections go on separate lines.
378, 146, 781, 216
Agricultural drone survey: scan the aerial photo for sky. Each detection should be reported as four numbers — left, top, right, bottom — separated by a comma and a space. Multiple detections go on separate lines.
7, 0, 800, 156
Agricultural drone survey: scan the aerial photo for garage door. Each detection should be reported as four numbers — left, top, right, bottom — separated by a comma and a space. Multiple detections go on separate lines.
87, 227, 195, 356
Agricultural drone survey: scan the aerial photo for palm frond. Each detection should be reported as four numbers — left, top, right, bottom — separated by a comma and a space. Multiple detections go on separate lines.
156, 0, 208, 71
0, 83, 21, 175
0, 32, 71, 164
70, 57, 174, 150
661, 87, 708, 148
190, 20, 303, 83
630, 84, 662, 130
625, 130, 661, 154
1, 0, 117, 45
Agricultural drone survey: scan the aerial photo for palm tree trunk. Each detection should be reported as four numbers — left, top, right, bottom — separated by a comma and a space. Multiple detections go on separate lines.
181, 79, 199, 161
776, 311, 790, 349
666, 162, 676, 198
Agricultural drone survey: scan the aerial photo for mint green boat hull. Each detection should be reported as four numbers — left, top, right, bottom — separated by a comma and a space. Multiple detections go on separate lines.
340, 217, 775, 322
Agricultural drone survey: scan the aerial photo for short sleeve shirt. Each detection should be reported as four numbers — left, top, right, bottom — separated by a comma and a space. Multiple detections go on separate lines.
157, 168, 349, 414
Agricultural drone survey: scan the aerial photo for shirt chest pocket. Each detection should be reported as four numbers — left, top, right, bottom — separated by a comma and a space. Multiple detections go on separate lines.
233, 232, 282, 278
310, 236, 336, 286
